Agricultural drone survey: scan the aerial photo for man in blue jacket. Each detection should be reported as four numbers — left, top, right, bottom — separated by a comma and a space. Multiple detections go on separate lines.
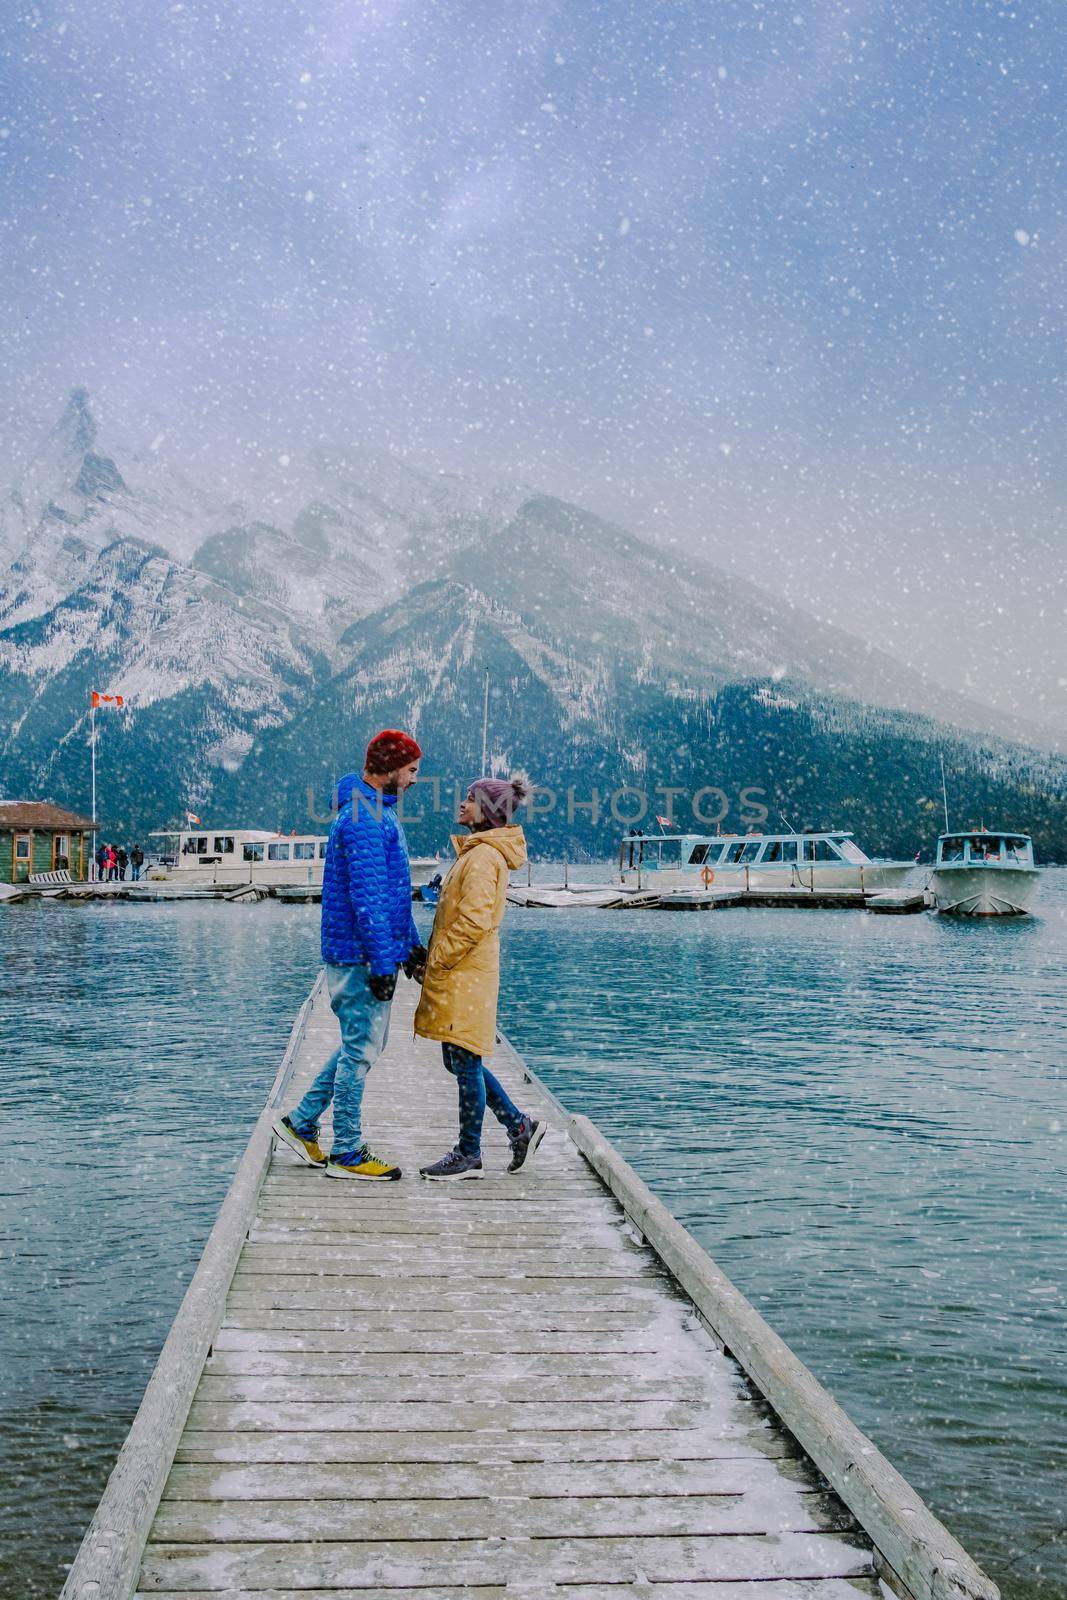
272, 728, 426, 1180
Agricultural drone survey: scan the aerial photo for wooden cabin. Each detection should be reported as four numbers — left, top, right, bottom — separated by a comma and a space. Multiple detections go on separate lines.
0, 800, 96, 883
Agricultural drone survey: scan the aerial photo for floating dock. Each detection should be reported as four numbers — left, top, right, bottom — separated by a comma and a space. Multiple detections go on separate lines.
61, 978, 995, 1600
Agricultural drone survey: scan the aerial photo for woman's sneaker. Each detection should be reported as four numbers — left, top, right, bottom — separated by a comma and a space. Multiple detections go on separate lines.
419, 1147, 484, 1182
272, 1114, 327, 1167
508, 1115, 547, 1173
325, 1146, 402, 1181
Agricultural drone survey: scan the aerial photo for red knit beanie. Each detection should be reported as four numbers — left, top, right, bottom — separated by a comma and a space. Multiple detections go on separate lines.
364, 728, 422, 775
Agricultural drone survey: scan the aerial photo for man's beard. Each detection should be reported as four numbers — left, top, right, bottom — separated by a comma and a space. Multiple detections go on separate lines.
381, 777, 400, 795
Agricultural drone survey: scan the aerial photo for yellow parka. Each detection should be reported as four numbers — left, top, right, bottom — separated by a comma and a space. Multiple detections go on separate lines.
414, 825, 527, 1058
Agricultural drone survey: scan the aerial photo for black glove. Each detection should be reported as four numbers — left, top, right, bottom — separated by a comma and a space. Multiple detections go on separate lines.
367, 970, 397, 1002
403, 944, 428, 982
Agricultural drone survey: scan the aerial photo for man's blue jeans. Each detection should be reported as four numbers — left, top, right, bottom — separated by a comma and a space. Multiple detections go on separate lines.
290, 964, 392, 1156
442, 1042, 524, 1159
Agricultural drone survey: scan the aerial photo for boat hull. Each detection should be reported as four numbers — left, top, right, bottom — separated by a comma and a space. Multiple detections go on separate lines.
620, 862, 914, 894
149, 856, 441, 889
929, 865, 1039, 916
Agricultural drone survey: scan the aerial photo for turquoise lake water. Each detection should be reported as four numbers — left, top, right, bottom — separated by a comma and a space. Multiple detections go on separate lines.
1, 881, 1064, 1599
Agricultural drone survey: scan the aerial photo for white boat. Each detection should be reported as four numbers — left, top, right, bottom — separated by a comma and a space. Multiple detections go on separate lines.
928, 830, 1040, 916
617, 828, 914, 894
506, 884, 638, 909
146, 827, 439, 888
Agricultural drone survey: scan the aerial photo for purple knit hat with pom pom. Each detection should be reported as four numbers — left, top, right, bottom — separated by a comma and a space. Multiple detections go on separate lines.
467, 772, 530, 829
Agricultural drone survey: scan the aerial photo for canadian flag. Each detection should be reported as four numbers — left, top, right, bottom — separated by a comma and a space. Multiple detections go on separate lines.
185, 810, 202, 826
655, 814, 676, 828
91, 690, 124, 709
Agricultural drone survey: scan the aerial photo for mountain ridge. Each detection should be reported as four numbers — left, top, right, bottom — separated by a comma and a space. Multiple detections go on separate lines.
1, 391, 1065, 858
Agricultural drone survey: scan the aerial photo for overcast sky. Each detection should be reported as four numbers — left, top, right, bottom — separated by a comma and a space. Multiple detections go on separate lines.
2, 0, 1065, 733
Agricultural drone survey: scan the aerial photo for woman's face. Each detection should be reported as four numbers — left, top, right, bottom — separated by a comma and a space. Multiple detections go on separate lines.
458, 793, 479, 828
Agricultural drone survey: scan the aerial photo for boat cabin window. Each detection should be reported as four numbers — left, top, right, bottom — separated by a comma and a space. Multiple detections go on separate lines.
688, 843, 711, 865
318, 840, 328, 858
212, 835, 235, 855
723, 841, 748, 864
183, 836, 208, 855
836, 839, 869, 864
965, 835, 1006, 862
641, 838, 683, 868
268, 842, 291, 861
294, 841, 316, 860
1003, 837, 1030, 861
941, 836, 967, 862
739, 841, 762, 863
243, 842, 265, 862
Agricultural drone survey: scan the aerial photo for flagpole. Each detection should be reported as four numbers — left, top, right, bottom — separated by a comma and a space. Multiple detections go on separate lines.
90, 699, 98, 880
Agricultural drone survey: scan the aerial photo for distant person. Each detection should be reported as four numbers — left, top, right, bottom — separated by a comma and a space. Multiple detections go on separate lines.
272, 730, 426, 1181
130, 845, 144, 881
415, 773, 546, 1181
106, 844, 118, 881
117, 846, 128, 881
95, 843, 107, 881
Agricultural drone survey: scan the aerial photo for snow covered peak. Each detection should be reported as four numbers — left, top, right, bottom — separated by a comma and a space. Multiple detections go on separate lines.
56, 387, 97, 455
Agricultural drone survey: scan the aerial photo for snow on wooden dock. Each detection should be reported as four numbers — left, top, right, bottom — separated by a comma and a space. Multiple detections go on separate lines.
62, 976, 998, 1600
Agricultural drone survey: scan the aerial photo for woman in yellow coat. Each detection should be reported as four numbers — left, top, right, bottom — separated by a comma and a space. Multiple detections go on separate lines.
414, 774, 547, 1181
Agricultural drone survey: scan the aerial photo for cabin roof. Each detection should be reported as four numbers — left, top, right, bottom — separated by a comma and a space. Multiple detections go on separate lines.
0, 800, 97, 831
937, 829, 1030, 841
626, 829, 854, 841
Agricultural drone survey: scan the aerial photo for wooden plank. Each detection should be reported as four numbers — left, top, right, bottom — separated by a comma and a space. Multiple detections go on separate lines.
226, 1272, 665, 1298
236, 1243, 657, 1276
173, 1426, 800, 1465
249, 1216, 618, 1238
162, 1455, 820, 1500
150, 1488, 855, 1541
138, 1584, 882, 1600
216, 1310, 663, 1339
192, 1371, 734, 1404
204, 1347, 702, 1376
136, 1532, 875, 1590
183, 1398, 738, 1432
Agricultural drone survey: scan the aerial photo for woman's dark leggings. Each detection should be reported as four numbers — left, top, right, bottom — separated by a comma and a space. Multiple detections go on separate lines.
441, 1042, 525, 1158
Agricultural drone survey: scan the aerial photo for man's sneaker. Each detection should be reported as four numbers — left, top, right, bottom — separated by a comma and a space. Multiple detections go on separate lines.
419, 1147, 484, 1182
325, 1146, 402, 1181
272, 1114, 326, 1167
507, 1115, 547, 1174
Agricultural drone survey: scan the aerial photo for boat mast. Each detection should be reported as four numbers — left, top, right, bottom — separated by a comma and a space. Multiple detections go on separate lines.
480, 669, 489, 775
939, 753, 950, 832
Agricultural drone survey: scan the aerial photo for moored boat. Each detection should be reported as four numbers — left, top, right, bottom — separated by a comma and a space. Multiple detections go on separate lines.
146, 826, 439, 888
928, 829, 1040, 916
617, 828, 914, 894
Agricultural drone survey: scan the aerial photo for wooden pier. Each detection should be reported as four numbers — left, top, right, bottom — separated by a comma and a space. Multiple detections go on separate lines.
62, 977, 997, 1600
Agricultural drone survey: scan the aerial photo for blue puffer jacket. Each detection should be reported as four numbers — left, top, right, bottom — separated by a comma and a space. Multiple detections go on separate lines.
321, 777, 420, 974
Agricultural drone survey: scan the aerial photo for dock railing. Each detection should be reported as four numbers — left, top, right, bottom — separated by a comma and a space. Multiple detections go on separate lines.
58, 974, 324, 1600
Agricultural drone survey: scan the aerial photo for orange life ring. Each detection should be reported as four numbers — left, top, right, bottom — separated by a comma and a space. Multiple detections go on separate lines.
700, 866, 715, 887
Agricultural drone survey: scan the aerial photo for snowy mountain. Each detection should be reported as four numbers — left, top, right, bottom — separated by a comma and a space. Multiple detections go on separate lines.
0, 390, 241, 625
212, 573, 1067, 860
1, 389, 1065, 855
